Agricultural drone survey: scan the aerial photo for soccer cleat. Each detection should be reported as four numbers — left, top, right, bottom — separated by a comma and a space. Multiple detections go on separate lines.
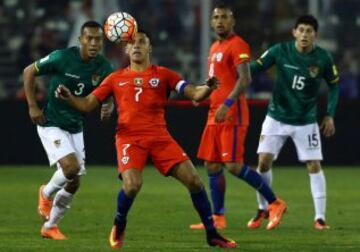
206, 229, 237, 249
266, 198, 287, 230
247, 209, 269, 229
41, 225, 67, 240
314, 219, 330, 230
109, 223, 126, 249
189, 214, 227, 230
38, 185, 52, 222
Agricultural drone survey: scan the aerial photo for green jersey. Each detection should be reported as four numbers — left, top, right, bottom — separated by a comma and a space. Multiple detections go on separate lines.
251, 41, 340, 125
35, 47, 113, 133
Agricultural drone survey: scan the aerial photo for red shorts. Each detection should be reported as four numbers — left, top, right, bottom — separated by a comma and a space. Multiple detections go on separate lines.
115, 133, 189, 176
197, 124, 248, 163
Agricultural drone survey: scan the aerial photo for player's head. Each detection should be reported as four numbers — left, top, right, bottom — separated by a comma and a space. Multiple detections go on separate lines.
294, 15, 318, 32
126, 30, 152, 64
293, 15, 318, 50
211, 3, 235, 39
79, 21, 103, 60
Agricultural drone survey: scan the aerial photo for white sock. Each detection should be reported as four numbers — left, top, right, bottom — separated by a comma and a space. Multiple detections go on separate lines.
309, 170, 326, 221
44, 188, 74, 229
256, 169, 273, 210
43, 168, 71, 199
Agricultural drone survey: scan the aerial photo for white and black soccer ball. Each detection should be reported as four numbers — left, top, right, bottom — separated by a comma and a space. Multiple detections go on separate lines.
104, 12, 138, 43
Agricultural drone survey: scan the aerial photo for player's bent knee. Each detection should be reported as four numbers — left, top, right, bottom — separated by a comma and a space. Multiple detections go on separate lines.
65, 176, 80, 194
258, 163, 271, 173
62, 165, 81, 179
226, 163, 243, 175
59, 154, 81, 179
123, 181, 142, 197
306, 161, 321, 173
205, 162, 222, 173
187, 175, 204, 193
258, 156, 272, 172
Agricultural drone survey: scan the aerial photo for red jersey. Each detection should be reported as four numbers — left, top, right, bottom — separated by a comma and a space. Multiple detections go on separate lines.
92, 65, 187, 136
207, 34, 250, 126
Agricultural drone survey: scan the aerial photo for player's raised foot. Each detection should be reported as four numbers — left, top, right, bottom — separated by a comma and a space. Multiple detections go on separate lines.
266, 198, 287, 230
38, 185, 52, 222
190, 214, 227, 230
206, 229, 237, 249
109, 222, 126, 249
41, 225, 67, 240
247, 209, 269, 229
314, 219, 330, 230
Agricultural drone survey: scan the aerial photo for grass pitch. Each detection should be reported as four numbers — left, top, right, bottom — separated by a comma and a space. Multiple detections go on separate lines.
0, 166, 359, 251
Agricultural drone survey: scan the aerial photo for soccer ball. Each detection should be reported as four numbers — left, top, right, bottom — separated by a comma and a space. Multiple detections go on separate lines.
104, 12, 138, 43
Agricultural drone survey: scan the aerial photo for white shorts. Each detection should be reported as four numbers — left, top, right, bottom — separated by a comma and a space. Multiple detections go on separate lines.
257, 116, 323, 162
37, 126, 86, 175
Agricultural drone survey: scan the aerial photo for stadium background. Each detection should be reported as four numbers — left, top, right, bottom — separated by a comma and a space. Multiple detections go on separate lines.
0, 0, 359, 166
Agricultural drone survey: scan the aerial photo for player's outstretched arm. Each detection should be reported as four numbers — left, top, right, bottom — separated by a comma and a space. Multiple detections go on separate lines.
23, 63, 47, 125
183, 77, 219, 102
55, 85, 100, 113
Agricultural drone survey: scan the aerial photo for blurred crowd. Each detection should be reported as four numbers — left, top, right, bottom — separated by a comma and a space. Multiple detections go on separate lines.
0, 0, 358, 100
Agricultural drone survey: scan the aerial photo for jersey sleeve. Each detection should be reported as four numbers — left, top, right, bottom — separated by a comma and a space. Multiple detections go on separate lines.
92, 74, 115, 103
323, 52, 340, 117
323, 53, 340, 85
162, 67, 188, 94
231, 40, 251, 66
250, 44, 278, 74
34, 50, 63, 75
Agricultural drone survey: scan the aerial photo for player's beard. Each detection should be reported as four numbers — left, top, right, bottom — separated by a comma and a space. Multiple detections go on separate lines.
217, 30, 231, 40
88, 49, 99, 58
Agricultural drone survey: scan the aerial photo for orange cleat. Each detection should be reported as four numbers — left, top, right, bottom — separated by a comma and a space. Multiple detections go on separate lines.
266, 198, 287, 230
247, 209, 269, 229
314, 219, 330, 230
207, 230, 237, 249
109, 224, 126, 249
38, 185, 52, 222
41, 225, 67, 240
190, 214, 227, 230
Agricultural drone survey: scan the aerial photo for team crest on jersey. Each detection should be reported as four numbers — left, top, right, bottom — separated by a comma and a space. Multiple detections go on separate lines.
149, 78, 160, 88
54, 139, 61, 148
215, 52, 223, 62
332, 65, 338, 76
134, 78, 143, 86
92, 74, 101, 86
308, 66, 319, 78
121, 156, 129, 164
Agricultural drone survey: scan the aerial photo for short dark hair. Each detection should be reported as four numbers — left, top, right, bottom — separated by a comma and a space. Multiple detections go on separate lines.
212, 2, 234, 17
80, 21, 102, 35
213, 2, 232, 11
294, 15, 318, 32
137, 29, 152, 43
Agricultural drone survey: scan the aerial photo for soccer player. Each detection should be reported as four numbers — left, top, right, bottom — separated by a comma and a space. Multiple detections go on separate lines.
190, 4, 287, 231
247, 15, 339, 230
23, 21, 114, 240
55, 31, 237, 249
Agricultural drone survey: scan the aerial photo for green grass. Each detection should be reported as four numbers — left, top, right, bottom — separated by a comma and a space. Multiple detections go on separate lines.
0, 166, 359, 251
